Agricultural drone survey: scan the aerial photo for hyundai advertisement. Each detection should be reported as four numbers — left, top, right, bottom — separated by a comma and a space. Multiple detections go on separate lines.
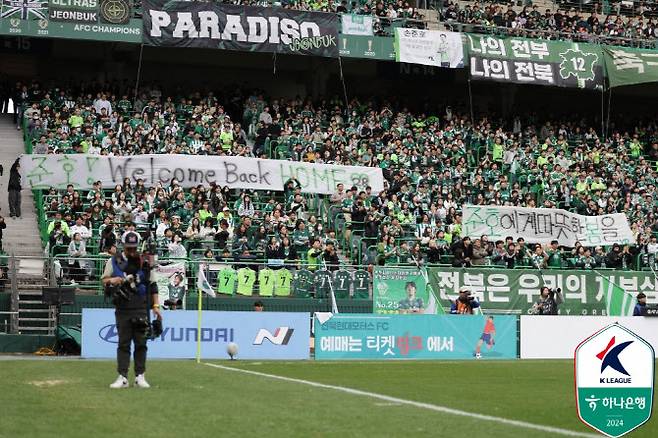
82, 309, 310, 360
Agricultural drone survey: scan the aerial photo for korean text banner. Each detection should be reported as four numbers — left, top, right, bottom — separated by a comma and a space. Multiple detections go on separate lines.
462, 205, 633, 247
466, 34, 604, 89
604, 46, 658, 88
314, 314, 517, 360
340, 13, 372, 36
19, 154, 384, 194
0, 0, 141, 42
373, 267, 434, 314
82, 309, 310, 359
143, 0, 338, 57
429, 267, 657, 316
395, 28, 464, 68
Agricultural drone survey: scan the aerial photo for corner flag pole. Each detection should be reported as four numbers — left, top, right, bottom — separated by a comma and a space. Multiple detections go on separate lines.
322, 258, 339, 314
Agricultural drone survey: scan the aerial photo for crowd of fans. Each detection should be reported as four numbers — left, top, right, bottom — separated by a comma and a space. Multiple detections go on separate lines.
442, 1, 658, 45
11, 79, 658, 275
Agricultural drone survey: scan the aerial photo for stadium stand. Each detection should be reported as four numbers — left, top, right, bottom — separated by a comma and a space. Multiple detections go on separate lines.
9, 78, 658, 304
441, 0, 658, 46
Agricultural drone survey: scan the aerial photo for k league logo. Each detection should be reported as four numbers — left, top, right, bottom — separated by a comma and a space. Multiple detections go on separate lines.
597, 336, 633, 381
575, 323, 655, 437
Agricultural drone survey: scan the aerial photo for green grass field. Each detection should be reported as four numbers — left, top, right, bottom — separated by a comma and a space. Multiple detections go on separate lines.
0, 359, 655, 437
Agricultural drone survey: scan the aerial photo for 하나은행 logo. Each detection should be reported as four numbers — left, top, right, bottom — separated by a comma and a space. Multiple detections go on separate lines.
575, 323, 655, 438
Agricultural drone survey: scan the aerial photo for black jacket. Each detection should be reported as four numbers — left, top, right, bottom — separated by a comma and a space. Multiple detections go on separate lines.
9, 161, 21, 191
322, 250, 340, 271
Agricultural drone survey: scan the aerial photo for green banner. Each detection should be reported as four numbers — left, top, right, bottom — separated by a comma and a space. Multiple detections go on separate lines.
465, 33, 604, 89
374, 267, 444, 314
428, 267, 655, 315
603, 46, 658, 88
339, 35, 395, 61
0, 0, 140, 43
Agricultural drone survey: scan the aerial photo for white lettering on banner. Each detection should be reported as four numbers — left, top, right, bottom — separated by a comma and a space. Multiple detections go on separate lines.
49, 10, 98, 22
395, 28, 464, 68
463, 205, 633, 247
320, 336, 362, 352
51, 0, 98, 7
19, 154, 384, 194
468, 35, 506, 56
148, 8, 324, 43
426, 336, 454, 352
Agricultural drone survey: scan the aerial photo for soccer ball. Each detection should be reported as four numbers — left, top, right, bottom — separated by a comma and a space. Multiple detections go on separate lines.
227, 342, 239, 360
475, 353, 482, 359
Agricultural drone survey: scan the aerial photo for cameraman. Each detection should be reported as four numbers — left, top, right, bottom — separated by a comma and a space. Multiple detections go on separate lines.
450, 289, 480, 314
531, 286, 563, 315
102, 231, 162, 389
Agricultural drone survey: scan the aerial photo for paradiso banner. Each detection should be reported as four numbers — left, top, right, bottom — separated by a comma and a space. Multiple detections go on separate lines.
142, 0, 338, 57
395, 28, 464, 68
462, 205, 633, 247
465, 33, 604, 89
373, 267, 442, 314
0, 0, 141, 42
604, 46, 658, 88
19, 154, 385, 193
340, 13, 372, 36
314, 313, 518, 360
428, 267, 657, 315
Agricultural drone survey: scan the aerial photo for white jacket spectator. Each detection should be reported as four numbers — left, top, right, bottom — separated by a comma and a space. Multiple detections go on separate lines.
93, 95, 112, 115
238, 197, 255, 217
167, 238, 187, 259
70, 219, 92, 241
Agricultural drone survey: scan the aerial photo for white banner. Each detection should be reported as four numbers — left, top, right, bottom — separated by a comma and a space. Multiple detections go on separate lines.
462, 205, 634, 247
19, 154, 384, 194
341, 14, 373, 36
153, 262, 187, 309
520, 316, 658, 359
395, 28, 464, 68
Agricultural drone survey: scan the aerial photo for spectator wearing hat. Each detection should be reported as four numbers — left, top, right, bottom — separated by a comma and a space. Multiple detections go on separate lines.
450, 289, 480, 314
633, 293, 647, 316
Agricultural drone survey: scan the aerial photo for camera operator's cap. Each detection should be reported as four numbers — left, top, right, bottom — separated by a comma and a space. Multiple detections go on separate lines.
637, 292, 647, 299
459, 288, 471, 294
122, 231, 140, 248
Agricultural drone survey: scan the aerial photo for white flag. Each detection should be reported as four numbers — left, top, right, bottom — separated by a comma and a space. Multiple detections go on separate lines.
197, 264, 216, 298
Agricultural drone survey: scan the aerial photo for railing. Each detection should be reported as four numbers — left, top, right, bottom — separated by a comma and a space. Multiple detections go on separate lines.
444, 21, 658, 48
8, 256, 19, 334
31, 249, 657, 298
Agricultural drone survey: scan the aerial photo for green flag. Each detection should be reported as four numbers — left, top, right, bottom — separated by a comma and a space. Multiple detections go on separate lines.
601, 276, 634, 316
426, 283, 446, 315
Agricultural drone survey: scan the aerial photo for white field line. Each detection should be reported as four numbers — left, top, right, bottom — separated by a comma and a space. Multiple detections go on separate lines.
203, 362, 598, 438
